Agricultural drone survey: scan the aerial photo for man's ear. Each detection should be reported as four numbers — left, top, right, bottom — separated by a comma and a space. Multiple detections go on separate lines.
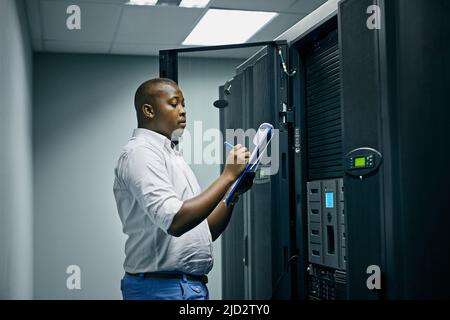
142, 104, 155, 119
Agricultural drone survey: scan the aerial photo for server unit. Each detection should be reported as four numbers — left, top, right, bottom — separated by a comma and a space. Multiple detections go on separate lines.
160, 0, 450, 300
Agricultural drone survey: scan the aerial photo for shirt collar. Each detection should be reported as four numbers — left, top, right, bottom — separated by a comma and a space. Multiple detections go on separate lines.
132, 128, 178, 153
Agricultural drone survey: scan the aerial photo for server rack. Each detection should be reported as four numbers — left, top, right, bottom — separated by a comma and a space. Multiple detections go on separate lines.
338, 0, 450, 299
290, 16, 347, 300
291, 0, 450, 299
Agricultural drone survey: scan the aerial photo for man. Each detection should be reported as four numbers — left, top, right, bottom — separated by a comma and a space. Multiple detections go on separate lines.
113, 78, 252, 300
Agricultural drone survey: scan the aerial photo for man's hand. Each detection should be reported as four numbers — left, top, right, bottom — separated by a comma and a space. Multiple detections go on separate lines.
235, 171, 255, 195
222, 144, 250, 181
225, 171, 255, 205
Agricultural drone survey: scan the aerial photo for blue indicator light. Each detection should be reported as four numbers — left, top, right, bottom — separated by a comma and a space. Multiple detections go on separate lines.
325, 192, 334, 208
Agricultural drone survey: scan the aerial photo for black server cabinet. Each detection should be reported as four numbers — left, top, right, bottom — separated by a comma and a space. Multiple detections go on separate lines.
339, 0, 450, 299
292, 0, 450, 300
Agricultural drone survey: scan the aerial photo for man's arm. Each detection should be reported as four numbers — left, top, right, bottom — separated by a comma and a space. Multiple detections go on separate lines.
207, 198, 234, 242
207, 172, 255, 241
167, 145, 249, 237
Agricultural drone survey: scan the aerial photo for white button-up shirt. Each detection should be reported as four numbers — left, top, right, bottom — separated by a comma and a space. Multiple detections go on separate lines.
113, 128, 213, 276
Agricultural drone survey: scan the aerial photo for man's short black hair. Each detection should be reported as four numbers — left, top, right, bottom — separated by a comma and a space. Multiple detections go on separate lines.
134, 78, 178, 112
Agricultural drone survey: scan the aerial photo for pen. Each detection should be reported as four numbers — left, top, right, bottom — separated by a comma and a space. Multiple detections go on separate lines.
224, 141, 235, 149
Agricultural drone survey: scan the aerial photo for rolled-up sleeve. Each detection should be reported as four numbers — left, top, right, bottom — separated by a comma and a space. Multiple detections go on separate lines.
125, 148, 183, 232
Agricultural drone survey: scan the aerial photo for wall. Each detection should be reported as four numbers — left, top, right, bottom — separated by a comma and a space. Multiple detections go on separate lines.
0, 0, 34, 299
33, 53, 241, 299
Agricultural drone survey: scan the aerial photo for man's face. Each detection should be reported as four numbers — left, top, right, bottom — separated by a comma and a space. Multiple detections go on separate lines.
151, 83, 186, 139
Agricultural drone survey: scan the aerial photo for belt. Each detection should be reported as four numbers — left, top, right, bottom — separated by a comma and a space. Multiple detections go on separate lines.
126, 272, 208, 284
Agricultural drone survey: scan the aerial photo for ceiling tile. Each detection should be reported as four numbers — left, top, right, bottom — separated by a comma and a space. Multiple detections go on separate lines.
25, 0, 324, 58
210, 0, 296, 12
287, 0, 327, 14
41, 0, 122, 42
43, 40, 111, 54
114, 5, 205, 44
249, 13, 305, 42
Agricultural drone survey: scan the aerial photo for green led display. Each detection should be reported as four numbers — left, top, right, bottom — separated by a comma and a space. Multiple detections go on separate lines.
354, 157, 366, 168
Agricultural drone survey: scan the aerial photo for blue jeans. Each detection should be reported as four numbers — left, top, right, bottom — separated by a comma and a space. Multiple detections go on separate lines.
121, 273, 209, 300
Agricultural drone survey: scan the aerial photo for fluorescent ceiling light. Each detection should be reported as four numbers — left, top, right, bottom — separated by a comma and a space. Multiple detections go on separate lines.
125, 0, 157, 6
183, 9, 277, 46
126, 0, 209, 7
180, 0, 210, 8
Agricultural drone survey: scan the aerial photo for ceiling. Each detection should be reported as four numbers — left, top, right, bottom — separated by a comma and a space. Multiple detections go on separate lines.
25, 0, 327, 58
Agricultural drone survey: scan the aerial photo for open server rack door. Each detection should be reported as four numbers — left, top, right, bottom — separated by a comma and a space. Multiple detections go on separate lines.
219, 43, 295, 300
339, 0, 450, 299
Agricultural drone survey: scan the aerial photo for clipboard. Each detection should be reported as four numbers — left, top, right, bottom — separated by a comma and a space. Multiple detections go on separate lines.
225, 123, 274, 206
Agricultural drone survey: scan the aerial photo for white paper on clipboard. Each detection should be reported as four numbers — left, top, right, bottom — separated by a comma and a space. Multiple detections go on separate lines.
248, 123, 274, 172
225, 123, 274, 205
